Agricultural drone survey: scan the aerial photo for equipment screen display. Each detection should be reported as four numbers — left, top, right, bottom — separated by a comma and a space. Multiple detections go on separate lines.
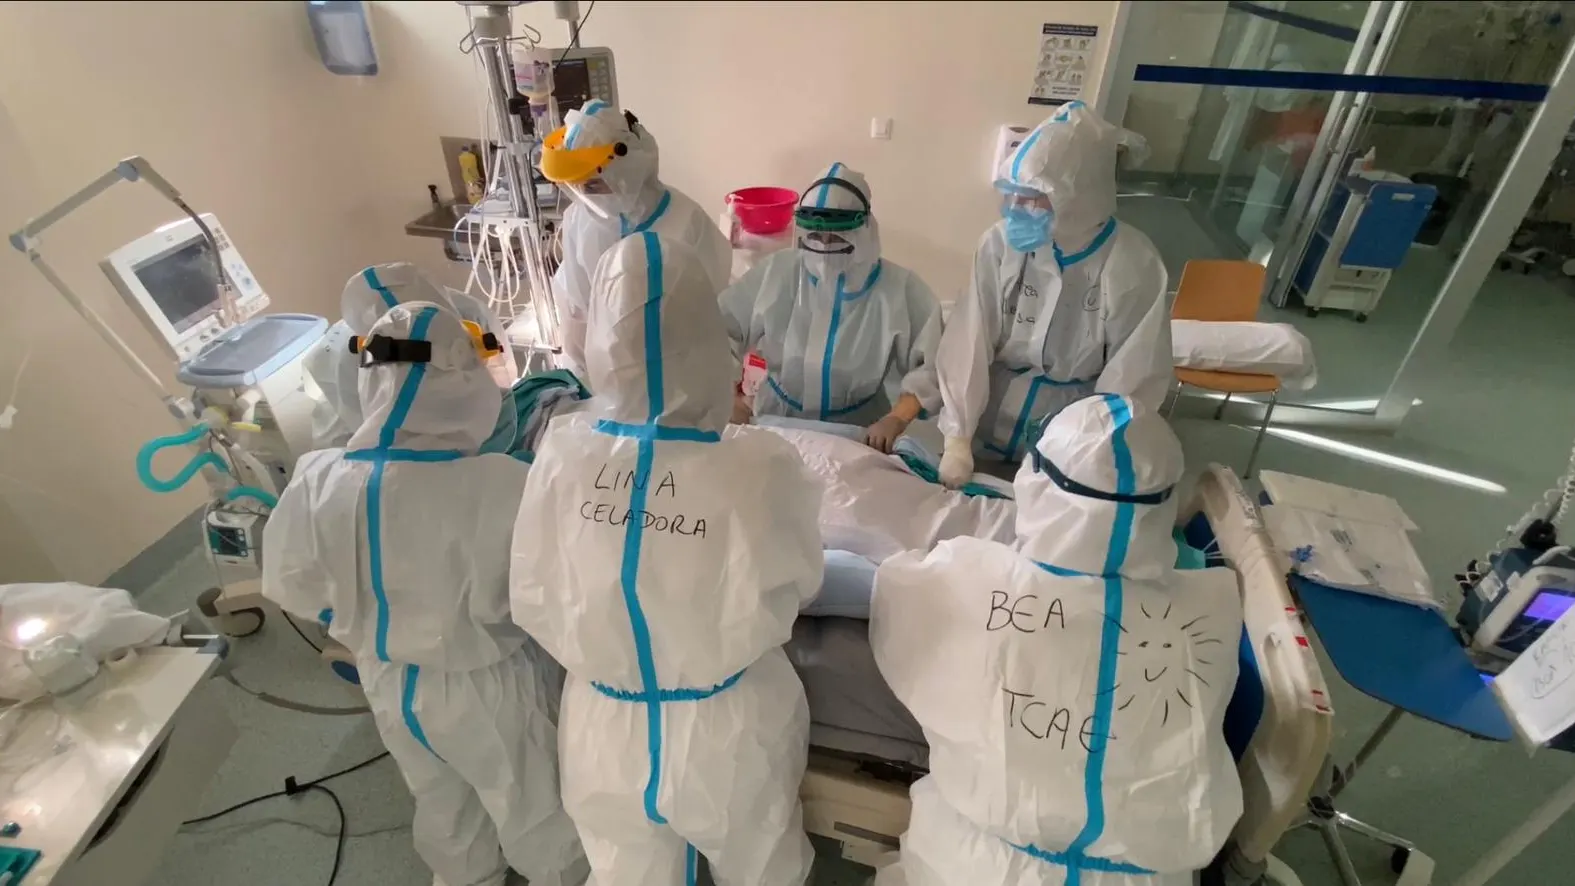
132, 238, 230, 333
554, 58, 593, 112
1524, 589, 1575, 622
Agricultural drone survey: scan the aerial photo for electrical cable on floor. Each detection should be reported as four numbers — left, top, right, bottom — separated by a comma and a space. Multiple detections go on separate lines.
180, 752, 392, 885
283, 611, 325, 653
220, 671, 371, 716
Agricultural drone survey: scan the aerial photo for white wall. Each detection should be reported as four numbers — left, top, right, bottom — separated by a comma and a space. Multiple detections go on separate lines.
0, 0, 1122, 584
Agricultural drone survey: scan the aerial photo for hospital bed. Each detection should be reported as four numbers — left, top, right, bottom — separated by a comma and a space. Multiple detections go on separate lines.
789, 464, 1336, 882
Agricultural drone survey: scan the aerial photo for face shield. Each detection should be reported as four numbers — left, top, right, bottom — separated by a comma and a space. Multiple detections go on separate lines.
539, 102, 654, 220
794, 171, 874, 280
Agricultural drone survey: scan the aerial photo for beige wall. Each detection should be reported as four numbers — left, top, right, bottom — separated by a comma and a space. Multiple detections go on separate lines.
0, 0, 1122, 584
374, 0, 1123, 300
0, 1, 453, 583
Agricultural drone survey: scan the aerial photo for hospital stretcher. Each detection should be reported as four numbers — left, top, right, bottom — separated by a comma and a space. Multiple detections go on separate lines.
789, 464, 1336, 880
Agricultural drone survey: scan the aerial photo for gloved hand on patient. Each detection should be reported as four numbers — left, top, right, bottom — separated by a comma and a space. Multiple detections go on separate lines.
939, 436, 975, 488
865, 392, 923, 454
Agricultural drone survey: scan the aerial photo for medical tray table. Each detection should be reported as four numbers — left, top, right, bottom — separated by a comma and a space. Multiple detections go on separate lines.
1292, 576, 1513, 886
0, 646, 236, 885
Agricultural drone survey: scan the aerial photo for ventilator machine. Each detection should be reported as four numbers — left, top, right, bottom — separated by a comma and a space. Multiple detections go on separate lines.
9, 157, 326, 637
1459, 436, 1575, 662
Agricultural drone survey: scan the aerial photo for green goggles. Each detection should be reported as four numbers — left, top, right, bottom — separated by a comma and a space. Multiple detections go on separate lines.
793, 177, 871, 233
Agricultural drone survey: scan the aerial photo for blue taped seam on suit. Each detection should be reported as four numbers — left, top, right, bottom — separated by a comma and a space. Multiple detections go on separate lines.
362, 306, 440, 663
685, 843, 698, 886
344, 448, 464, 463
363, 267, 399, 309
1061, 393, 1136, 884
565, 99, 609, 149
620, 190, 673, 238
815, 262, 882, 421
816, 162, 844, 208
590, 668, 744, 702
766, 376, 804, 413
590, 233, 731, 842
402, 664, 440, 758
1010, 840, 1153, 875
1054, 217, 1118, 270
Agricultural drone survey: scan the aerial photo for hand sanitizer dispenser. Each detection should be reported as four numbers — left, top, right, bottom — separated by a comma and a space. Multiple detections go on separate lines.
307, 1, 379, 76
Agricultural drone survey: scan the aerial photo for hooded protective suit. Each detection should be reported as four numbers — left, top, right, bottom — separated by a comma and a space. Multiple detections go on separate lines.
936, 102, 1172, 486
542, 102, 731, 380
301, 263, 515, 450
511, 232, 823, 886
263, 302, 584, 886
719, 163, 943, 444
872, 394, 1243, 886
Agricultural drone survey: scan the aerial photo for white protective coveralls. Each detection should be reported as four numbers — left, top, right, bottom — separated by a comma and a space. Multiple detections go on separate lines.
263, 302, 584, 886
511, 231, 823, 886
873, 394, 1243, 886
543, 102, 731, 380
301, 263, 516, 449
936, 102, 1172, 485
719, 163, 943, 441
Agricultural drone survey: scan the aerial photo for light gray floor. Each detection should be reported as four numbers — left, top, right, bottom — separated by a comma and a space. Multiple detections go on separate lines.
132, 209, 1575, 884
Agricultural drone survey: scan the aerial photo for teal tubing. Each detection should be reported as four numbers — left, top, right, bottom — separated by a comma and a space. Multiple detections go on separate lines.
137, 424, 229, 493
136, 425, 279, 510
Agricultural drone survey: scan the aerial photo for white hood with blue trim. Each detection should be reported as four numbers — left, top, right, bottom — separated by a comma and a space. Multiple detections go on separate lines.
347, 302, 503, 453
870, 394, 1243, 881
1014, 394, 1183, 581
583, 232, 734, 431
996, 102, 1149, 253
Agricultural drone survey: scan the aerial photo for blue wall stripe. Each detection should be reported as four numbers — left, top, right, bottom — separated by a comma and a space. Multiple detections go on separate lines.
1134, 64, 1550, 103
1227, 1, 1359, 43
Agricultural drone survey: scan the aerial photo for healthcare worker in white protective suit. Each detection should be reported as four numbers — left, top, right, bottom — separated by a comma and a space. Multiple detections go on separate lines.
301, 263, 516, 449
511, 231, 823, 886
936, 102, 1172, 488
720, 163, 943, 452
262, 301, 585, 886
872, 394, 1243, 886
540, 102, 731, 380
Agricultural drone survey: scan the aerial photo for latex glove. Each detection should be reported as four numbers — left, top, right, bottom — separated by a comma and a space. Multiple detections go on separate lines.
864, 413, 911, 454
939, 436, 975, 489
731, 390, 754, 425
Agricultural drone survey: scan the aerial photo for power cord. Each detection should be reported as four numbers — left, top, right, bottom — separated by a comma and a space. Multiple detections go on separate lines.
181, 752, 392, 886
283, 611, 325, 654
553, 0, 597, 71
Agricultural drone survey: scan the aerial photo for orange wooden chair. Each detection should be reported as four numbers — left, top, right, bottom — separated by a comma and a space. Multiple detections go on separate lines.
1167, 259, 1279, 478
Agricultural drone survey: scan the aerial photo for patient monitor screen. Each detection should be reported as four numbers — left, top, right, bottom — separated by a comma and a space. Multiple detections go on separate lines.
133, 238, 230, 333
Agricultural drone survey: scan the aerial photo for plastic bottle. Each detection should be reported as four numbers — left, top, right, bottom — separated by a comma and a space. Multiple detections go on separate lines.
459, 145, 485, 203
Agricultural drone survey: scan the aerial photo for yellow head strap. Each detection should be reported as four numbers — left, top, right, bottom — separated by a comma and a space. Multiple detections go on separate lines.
461, 320, 504, 358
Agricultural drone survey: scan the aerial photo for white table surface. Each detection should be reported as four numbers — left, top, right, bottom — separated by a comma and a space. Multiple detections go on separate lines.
0, 646, 219, 884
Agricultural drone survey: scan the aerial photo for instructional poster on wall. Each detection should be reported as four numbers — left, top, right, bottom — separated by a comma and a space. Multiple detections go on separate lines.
1029, 23, 1099, 106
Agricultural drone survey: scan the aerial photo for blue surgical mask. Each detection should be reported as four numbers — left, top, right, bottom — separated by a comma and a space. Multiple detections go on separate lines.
1003, 206, 1052, 253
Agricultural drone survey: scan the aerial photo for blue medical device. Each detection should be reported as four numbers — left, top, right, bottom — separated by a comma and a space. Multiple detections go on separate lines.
1292, 172, 1438, 322
1459, 547, 1575, 660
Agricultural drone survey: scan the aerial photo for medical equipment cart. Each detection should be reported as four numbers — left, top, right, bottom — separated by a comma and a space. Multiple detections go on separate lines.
1292, 173, 1439, 322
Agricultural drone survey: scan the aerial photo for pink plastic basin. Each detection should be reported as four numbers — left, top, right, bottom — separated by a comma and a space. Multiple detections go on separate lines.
726, 186, 798, 236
